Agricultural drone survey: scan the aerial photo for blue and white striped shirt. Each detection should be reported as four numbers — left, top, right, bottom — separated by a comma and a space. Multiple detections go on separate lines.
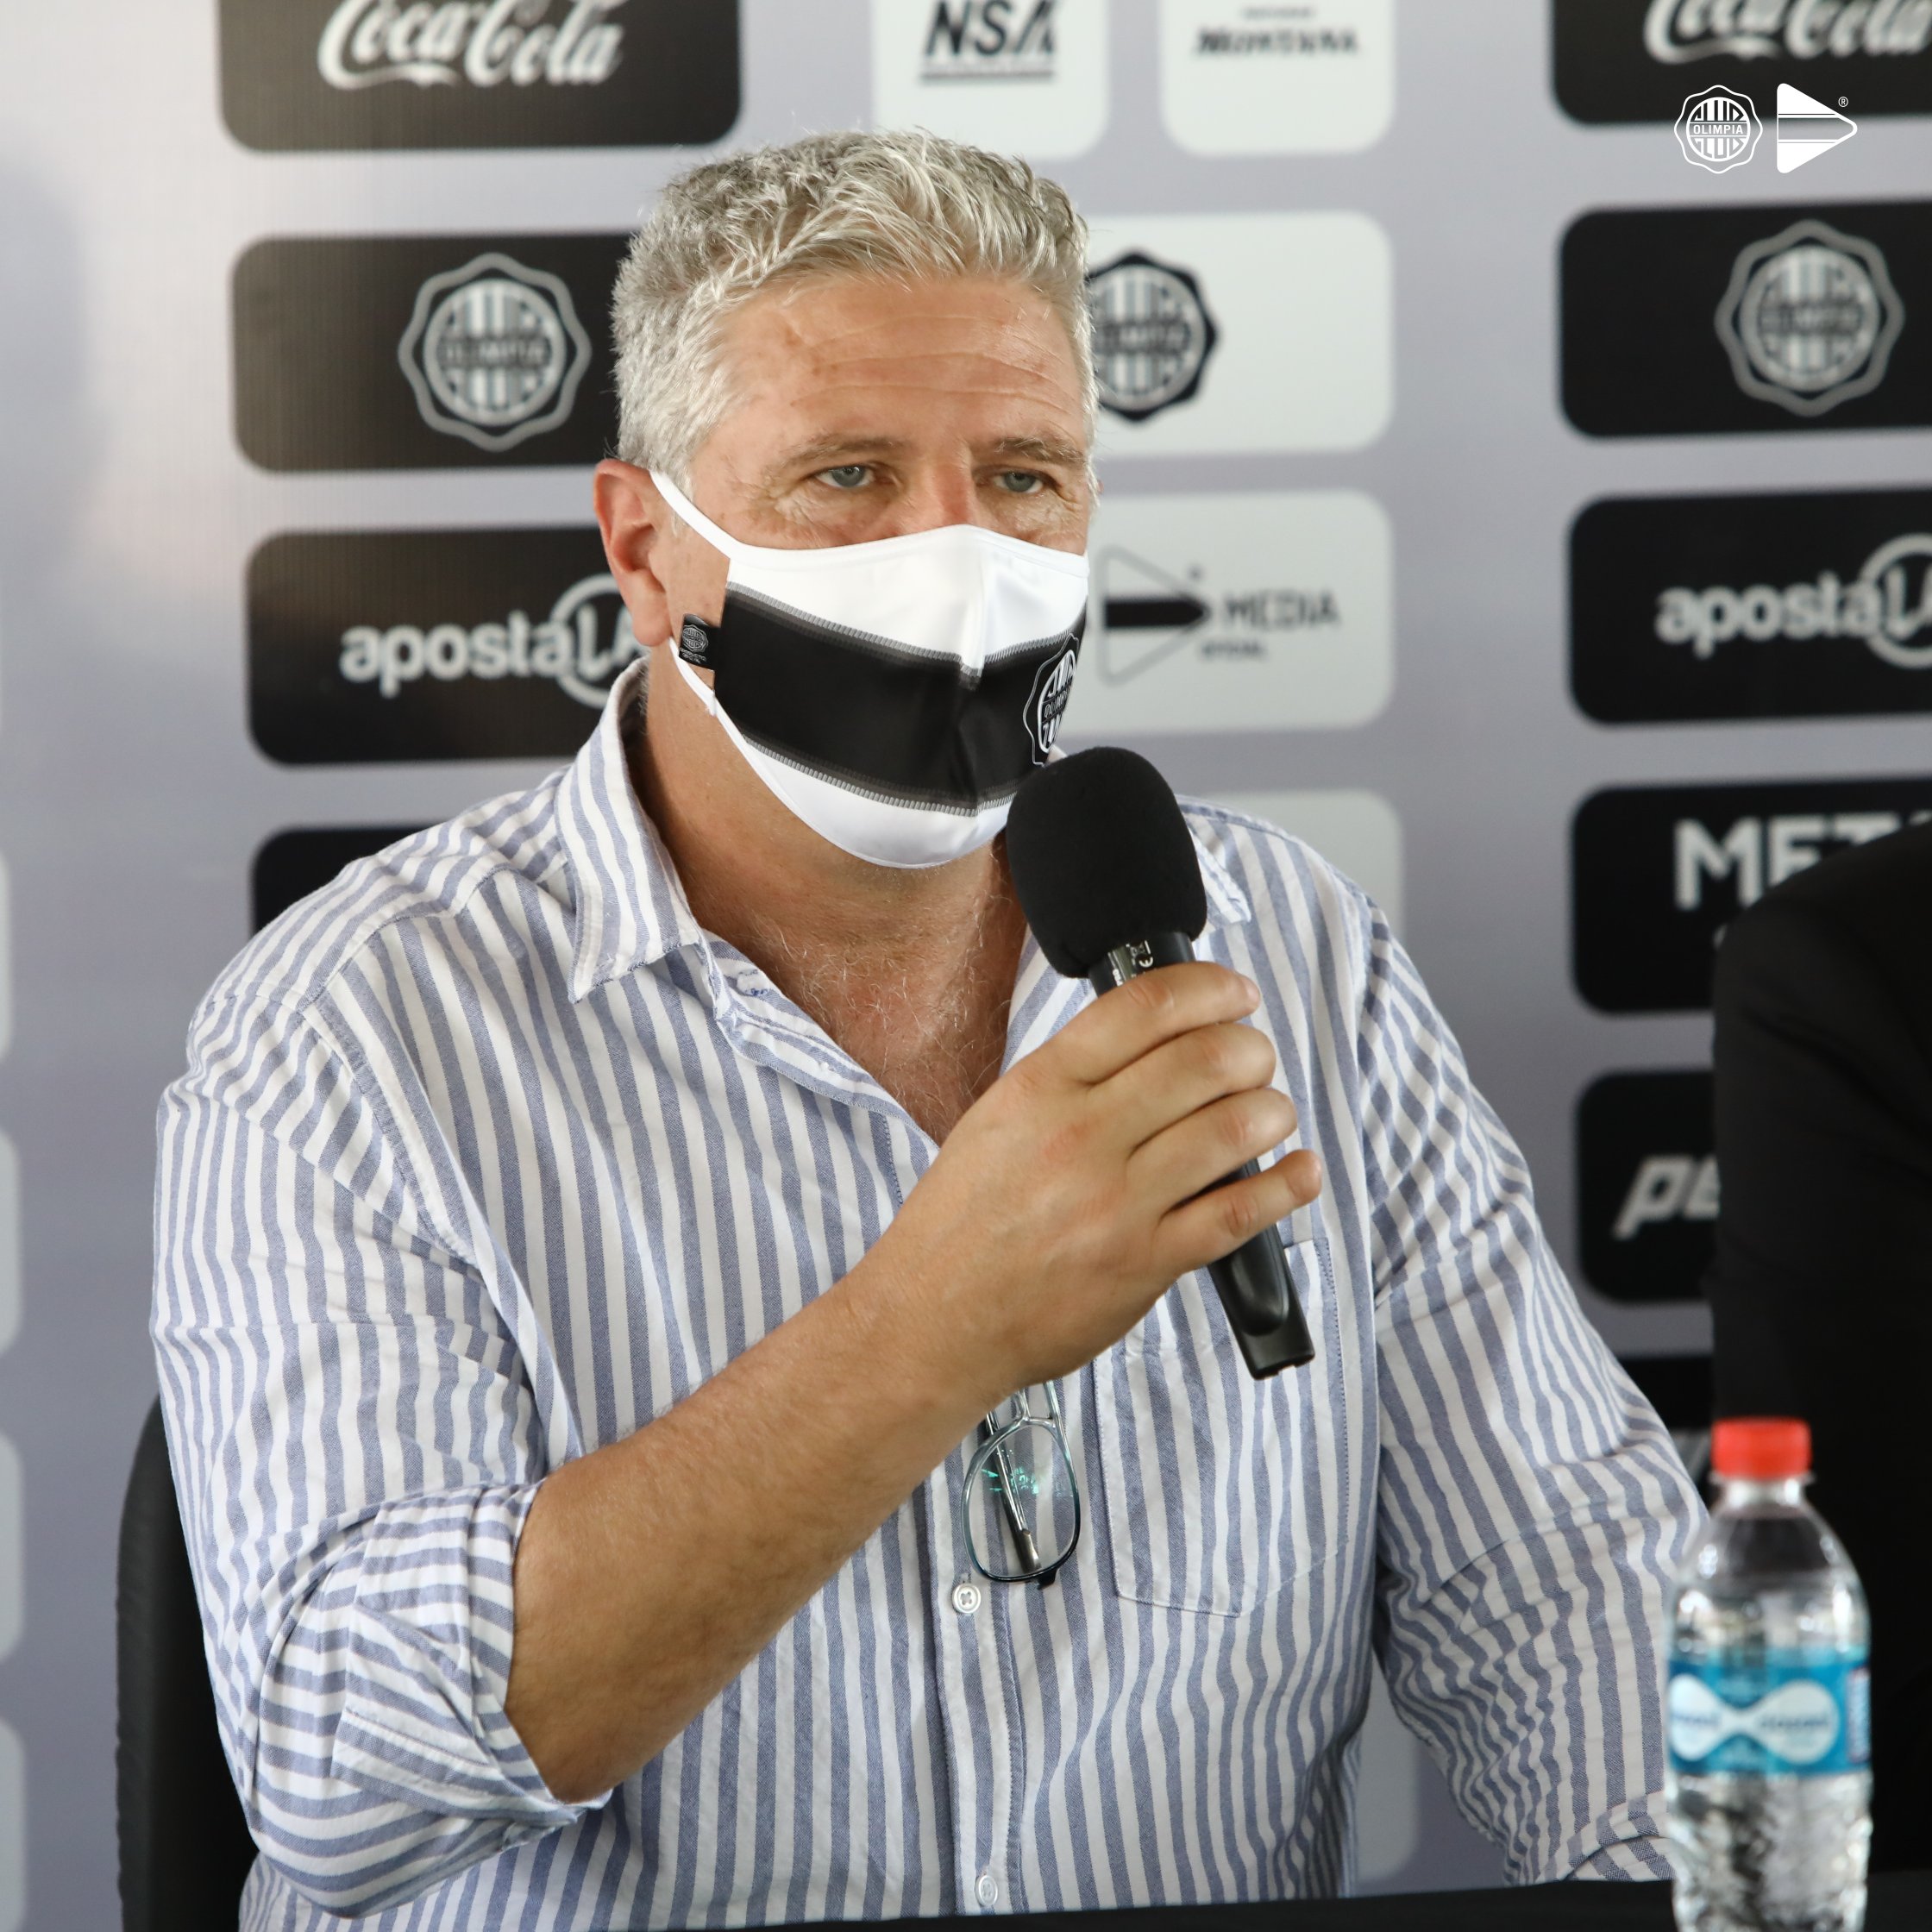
154, 662, 1701, 1930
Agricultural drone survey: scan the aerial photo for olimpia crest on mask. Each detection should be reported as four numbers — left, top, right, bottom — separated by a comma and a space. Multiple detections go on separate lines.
651, 471, 1088, 869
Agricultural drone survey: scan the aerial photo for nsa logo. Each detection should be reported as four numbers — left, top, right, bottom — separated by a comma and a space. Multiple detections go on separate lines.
920, 0, 1057, 80
1085, 250, 1219, 422
1716, 220, 1904, 417
1673, 85, 1761, 172
398, 251, 592, 451
1025, 644, 1079, 762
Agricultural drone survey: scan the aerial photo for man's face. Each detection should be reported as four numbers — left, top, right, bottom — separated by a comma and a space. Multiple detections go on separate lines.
603, 271, 1092, 644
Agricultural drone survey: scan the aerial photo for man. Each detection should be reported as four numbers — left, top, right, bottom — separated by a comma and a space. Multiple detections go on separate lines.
155, 132, 1700, 1929
1707, 822, 1932, 1870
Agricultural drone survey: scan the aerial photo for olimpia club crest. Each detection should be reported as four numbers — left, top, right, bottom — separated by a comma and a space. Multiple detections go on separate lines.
1674, 85, 1762, 172
1084, 250, 1220, 422
1025, 644, 1079, 762
398, 253, 593, 451
1716, 219, 1904, 417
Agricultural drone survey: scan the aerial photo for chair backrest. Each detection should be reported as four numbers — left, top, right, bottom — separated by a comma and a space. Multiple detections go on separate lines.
116, 1397, 258, 1931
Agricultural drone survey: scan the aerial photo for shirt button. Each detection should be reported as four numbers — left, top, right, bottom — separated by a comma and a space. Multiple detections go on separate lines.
975, 1872, 1000, 1908
951, 1580, 982, 1616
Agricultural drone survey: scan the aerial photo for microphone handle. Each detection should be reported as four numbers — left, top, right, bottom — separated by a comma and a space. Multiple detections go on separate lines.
1089, 933, 1316, 1379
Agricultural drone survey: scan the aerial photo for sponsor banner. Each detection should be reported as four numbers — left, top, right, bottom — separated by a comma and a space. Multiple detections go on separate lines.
1157, 0, 1394, 155
0, 1136, 16, 1363
870, 0, 1107, 158
1553, 0, 1932, 125
218, 0, 740, 152
1561, 200, 1930, 437
234, 235, 624, 471
248, 527, 639, 763
1571, 488, 1932, 723
254, 826, 430, 932
1578, 1071, 1716, 1304
1572, 776, 1932, 1012
1209, 789, 1404, 930
0, 1719, 17, 1932
0, 1433, 16, 1662
1084, 213, 1390, 455
1057, 491, 1393, 739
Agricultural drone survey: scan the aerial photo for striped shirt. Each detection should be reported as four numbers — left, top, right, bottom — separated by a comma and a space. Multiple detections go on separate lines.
154, 662, 1702, 1931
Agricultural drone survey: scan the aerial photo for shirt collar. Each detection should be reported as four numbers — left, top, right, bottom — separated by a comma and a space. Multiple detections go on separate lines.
558, 659, 1251, 1005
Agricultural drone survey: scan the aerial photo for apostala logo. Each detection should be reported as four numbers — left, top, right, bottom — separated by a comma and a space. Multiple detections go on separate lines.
398, 251, 592, 450
338, 573, 640, 708
1674, 85, 1763, 171
1644, 0, 1932, 63
319, 0, 627, 91
1025, 643, 1079, 761
1085, 250, 1219, 423
1658, 531, 1932, 668
1716, 219, 1903, 417
920, 0, 1057, 80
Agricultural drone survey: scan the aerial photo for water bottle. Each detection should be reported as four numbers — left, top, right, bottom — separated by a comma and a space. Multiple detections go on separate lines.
1666, 1416, 1871, 1932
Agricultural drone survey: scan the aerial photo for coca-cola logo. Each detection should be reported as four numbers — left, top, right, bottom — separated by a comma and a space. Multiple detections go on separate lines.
1552, 1, 1932, 126
218, 1, 739, 154
1644, 0, 1932, 64
318, 0, 626, 91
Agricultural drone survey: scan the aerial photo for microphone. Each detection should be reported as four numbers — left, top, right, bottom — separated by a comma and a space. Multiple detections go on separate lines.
1005, 747, 1316, 1380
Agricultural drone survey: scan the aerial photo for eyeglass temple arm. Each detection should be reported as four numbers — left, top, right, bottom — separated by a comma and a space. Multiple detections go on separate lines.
988, 1433, 1044, 1573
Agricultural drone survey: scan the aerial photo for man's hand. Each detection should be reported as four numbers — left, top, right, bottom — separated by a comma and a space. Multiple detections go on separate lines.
868, 961, 1324, 1408
506, 959, 1318, 1803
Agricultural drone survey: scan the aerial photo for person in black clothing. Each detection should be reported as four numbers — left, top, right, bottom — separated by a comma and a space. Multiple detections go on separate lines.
1707, 819, 1932, 1871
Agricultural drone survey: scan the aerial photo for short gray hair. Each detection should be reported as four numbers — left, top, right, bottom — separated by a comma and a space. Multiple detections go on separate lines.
612, 129, 1094, 481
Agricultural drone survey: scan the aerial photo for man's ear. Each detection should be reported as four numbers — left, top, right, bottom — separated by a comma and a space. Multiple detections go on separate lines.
593, 461, 673, 654
593, 461, 728, 655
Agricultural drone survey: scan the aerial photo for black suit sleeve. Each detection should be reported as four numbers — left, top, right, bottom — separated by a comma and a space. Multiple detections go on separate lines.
1709, 833, 1932, 1869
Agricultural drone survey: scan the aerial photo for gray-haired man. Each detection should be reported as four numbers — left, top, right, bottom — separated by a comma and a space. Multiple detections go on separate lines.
155, 133, 1700, 1929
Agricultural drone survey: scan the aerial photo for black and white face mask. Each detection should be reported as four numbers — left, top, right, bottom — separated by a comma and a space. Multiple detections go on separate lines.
651, 471, 1088, 869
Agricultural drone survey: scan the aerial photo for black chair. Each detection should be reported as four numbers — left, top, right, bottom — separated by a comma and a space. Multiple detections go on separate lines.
116, 1396, 258, 1930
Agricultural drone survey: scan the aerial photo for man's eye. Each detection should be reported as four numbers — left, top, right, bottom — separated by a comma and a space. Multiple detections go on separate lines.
994, 471, 1045, 495
819, 465, 870, 490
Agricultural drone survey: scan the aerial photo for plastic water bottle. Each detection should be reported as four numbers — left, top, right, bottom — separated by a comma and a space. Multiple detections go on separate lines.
1666, 1417, 1871, 1932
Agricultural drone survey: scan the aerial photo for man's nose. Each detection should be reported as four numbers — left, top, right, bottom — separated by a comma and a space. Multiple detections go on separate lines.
889, 464, 987, 536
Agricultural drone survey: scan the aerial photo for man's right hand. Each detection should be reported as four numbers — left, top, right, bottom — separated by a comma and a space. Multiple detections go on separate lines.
869, 962, 1324, 1408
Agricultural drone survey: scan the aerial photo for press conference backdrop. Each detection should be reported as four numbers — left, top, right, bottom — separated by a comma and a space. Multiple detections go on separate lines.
2, 3, 1930, 1923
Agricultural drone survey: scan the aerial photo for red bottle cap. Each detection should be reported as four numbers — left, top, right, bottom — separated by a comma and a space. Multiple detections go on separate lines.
1711, 1417, 1812, 1480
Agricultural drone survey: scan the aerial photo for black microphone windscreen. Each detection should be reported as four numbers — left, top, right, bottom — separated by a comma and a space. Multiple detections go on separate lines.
1005, 747, 1208, 978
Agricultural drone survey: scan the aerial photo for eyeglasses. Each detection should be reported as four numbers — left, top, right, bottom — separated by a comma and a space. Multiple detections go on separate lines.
958, 1383, 1082, 1587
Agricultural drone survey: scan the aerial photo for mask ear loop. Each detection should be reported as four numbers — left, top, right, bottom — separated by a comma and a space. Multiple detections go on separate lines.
668, 643, 722, 720
649, 470, 756, 568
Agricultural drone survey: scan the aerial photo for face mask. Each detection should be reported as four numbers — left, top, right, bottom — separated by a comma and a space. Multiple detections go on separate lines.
649, 470, 1088, 870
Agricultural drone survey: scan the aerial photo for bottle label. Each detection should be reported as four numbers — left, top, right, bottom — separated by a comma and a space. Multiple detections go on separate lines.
1668, 1652, 1871, 1777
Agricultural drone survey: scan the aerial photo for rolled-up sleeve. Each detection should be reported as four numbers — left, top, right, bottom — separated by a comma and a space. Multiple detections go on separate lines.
1354, 911, 1704, 1885
153, 988, 593, 1915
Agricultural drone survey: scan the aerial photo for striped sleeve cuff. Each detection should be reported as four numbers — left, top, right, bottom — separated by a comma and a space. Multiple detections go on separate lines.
263, 1483, 590, 1836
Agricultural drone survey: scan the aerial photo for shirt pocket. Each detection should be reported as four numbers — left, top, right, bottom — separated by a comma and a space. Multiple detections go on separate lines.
1088, 1231, 1338, 1616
